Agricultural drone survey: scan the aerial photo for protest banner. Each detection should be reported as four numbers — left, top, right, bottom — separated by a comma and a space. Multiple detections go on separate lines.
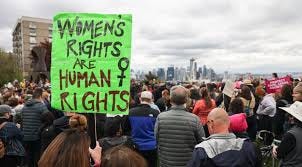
222, 80, 235, 97
265, 76, 292, 94
51, 13, 132, 115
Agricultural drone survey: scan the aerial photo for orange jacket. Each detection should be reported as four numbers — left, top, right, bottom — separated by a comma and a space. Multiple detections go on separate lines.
193, 99, 216, 125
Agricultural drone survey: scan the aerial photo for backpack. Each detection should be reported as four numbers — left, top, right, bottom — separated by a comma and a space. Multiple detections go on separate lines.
244, 100, 251, 116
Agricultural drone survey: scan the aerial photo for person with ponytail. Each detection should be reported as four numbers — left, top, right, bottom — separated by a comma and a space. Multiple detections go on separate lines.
38, 114, 102, 167
193, 87, 216, 137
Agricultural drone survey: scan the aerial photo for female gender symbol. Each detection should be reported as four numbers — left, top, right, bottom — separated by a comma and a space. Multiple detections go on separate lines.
117, 57, 129, 87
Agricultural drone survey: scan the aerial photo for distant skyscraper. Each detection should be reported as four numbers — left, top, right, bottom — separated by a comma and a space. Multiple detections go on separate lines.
199, 67, 203, 75
152, 69, 157, 75
194, 62, 197, 80
202, 65, 207, 79
175, 67, 180, 81
207, 68, 216, 81
189, 58, 195, 81
179, 68, 187, 81
223, 71, 229, 80
197, 67, 202, 80
157, 68, 165, 81
167, 66, 175, 81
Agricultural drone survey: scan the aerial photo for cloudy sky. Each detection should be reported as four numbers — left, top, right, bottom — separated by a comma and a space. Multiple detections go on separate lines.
1, 0, 302, 73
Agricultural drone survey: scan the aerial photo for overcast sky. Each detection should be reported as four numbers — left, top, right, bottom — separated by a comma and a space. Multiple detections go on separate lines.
1, 0, 302, 73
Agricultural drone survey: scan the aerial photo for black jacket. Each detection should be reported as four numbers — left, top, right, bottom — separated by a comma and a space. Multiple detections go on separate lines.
40, 124, 56, 153
99, 136, 136, 152
40, 116, 71, 153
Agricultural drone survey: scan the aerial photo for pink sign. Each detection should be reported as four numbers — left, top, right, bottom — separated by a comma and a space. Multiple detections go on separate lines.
265, 76, 292, 93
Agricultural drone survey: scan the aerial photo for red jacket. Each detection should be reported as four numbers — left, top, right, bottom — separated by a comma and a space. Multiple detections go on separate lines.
193, 99, 216, 125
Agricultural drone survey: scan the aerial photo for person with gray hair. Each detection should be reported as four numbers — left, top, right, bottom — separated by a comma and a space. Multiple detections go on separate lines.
128, 91, 159, 167
155, 85, 205, 167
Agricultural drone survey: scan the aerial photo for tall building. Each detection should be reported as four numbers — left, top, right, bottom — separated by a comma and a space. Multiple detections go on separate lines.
166, 66, 175, 81
189, 58, 195, 81
12, 16, 52, 79
202, 65, 207, 79
223, 71, 229, 80
157, 68, 165, 81
207, 68, 216, 81
197, 67, 203, 80
151, 69, 156, 75
174, 67, 180, 81
194, 62, 197, 80
179, 68, 187, 82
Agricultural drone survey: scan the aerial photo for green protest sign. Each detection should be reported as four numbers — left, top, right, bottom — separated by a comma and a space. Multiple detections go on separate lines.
51, 13, 132, 115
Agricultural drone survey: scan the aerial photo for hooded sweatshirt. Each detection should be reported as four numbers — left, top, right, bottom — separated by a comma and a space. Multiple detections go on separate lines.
188, 133, 259, 167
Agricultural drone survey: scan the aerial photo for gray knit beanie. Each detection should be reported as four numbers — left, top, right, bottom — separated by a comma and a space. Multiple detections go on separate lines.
0, 105, 12, 117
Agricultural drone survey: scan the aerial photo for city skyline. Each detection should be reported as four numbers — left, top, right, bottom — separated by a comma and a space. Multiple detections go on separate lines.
1, 0, 302, 73
132, 59, 219, 81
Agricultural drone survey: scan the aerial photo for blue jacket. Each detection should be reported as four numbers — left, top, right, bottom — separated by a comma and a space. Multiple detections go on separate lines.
187, 133, 259, 167
128, 103, 159, 151
21, 99, 49, 141
0, 122, 25, 156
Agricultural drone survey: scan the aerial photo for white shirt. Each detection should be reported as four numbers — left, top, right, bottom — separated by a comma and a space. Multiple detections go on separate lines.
256, 94, 276, 117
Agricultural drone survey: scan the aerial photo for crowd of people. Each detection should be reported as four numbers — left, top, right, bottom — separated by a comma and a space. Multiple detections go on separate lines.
0, 74, 301, 167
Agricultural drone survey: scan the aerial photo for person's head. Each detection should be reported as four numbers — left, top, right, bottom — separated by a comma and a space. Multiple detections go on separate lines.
252, 79, 260, 88
104, 116, 123, 137
200, 83, 206, 89
41, 111, 55, 126
206, 83, 215, 92
279, 101, 302, 126
7, 97, 19, 108
102, 145, 147, 167
293, 82, 302, 102
293, 79, 300, 87
272, 73, 278, 79
243, 79, 253, 88
280, 84, 293, 102
228, 98, 244, 114
42, 91, 50, 101
2, 90, 12, 103
140, 91, 153, 104
240, 85, 252, 100
26, 89, 33, 95
207, 108, 230, 135
200, 87, 213, 108
0, 104, 12, 120
39, 114, 90, 167
32, 87, 43, 100
170, 85, 188, 106
255, 85, 266, 98
162, 89, 170, 100
190, 88, 201, 100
